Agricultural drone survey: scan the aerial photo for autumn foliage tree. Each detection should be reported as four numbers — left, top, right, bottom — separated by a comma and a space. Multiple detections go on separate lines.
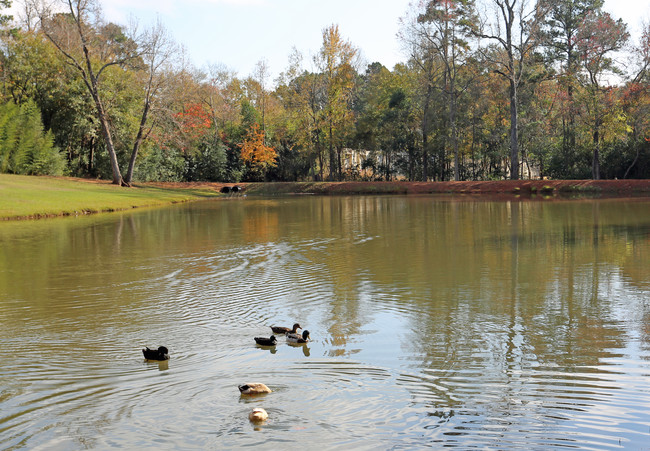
124, 20, 178, 184
417, 0, 477, 181
239, 123, 277, 180
621, 22, 650, 179
317, 25, 359, 180
36, 0, 179, 186
574, 10, 629, 179
475, 0, 549, 180
38, 0, 141, 186
542, 0, 604, 170
175, 103, 212, 148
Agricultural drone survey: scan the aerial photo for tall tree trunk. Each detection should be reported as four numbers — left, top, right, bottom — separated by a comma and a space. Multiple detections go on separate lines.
125, 100, 150, 184
88, 136, 95, 175
328, 120, 335, 180
408, 149, 413, 181
422, 121, 429, 181
568, 83, 576, 150
563, 82, 576, 175
91, 89, 123, 185
422, 85, 432, 181
592, 121, 600, 180
509, 78, 519, 180
471, 117, 477, 180
80, 20, 124, 186
624, 128, 640, 179
337, 146, 343, 181
317, 141, 324, 182
451, 88, 459, 181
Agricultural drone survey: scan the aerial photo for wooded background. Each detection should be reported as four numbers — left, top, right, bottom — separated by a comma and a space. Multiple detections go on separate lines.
0, 0, 648, 185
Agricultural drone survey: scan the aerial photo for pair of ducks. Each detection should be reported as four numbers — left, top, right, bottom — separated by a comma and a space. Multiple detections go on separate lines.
142, 347, 270, 423
238, 383, 272, 422
254, 323, 310, 346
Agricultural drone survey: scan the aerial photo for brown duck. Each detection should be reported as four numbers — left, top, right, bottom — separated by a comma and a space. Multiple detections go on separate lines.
270, 323, 301, 335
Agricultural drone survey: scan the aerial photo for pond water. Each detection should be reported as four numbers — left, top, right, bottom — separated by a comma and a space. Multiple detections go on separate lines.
1, 195, 650, 449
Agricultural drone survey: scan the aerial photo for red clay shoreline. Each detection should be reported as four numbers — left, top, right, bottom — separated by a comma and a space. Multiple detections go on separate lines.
140, 179, 650, 198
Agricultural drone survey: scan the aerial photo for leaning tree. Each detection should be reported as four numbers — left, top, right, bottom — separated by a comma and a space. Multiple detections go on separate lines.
39, 0, 176, 185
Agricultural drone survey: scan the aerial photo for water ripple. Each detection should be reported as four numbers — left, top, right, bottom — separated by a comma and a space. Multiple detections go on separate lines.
2, 198, 650, 449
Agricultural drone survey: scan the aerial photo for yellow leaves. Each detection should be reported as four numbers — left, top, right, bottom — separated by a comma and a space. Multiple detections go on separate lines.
239, 123, 277, 170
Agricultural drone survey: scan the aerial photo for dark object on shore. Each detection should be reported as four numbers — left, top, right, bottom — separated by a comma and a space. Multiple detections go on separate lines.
220, 185, 242, 194
142, 346, 169, 360
254, 336, 278, 346
271, 323, 301, 334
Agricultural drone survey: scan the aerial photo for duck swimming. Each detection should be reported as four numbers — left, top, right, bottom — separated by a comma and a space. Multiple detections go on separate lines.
254, 336, 277, 346
249, 408, 268, 423
286, 330, 310, 343
238, 383, 272, 395
271, 323, 301, 334
142, 346, 169, 360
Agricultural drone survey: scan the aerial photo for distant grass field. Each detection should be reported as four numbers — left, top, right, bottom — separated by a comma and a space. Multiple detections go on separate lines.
0, 174, 221, 220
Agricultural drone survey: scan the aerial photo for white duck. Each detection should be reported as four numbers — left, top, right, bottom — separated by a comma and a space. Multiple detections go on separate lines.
249, 408, 269, 423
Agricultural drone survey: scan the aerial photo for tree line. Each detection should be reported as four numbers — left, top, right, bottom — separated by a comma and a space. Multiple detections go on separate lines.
0, 0, 648, 184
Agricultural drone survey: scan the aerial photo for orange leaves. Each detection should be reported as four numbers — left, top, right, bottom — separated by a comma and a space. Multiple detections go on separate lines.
239, 123, 277, 170
150, 103, 212, 153
175, 103, 211, 144
575, 11, 629, 76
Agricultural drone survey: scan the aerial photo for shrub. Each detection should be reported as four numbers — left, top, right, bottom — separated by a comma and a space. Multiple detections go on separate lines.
0, 100, 65, 175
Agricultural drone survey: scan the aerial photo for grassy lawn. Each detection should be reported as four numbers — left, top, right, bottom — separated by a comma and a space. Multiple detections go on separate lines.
0, 174, 221, 220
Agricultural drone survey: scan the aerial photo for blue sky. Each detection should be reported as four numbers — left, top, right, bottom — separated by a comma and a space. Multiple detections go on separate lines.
101, 0, 413, 80
8, 0, 648, 82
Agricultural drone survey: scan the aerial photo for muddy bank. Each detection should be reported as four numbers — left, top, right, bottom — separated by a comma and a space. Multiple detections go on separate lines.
202, 180, 650, 198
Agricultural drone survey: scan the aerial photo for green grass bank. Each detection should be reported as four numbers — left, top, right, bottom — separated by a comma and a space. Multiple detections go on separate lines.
0, 174, 221, 220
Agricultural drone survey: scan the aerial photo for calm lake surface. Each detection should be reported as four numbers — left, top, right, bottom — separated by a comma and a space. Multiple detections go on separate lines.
1, 195, 650, 449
